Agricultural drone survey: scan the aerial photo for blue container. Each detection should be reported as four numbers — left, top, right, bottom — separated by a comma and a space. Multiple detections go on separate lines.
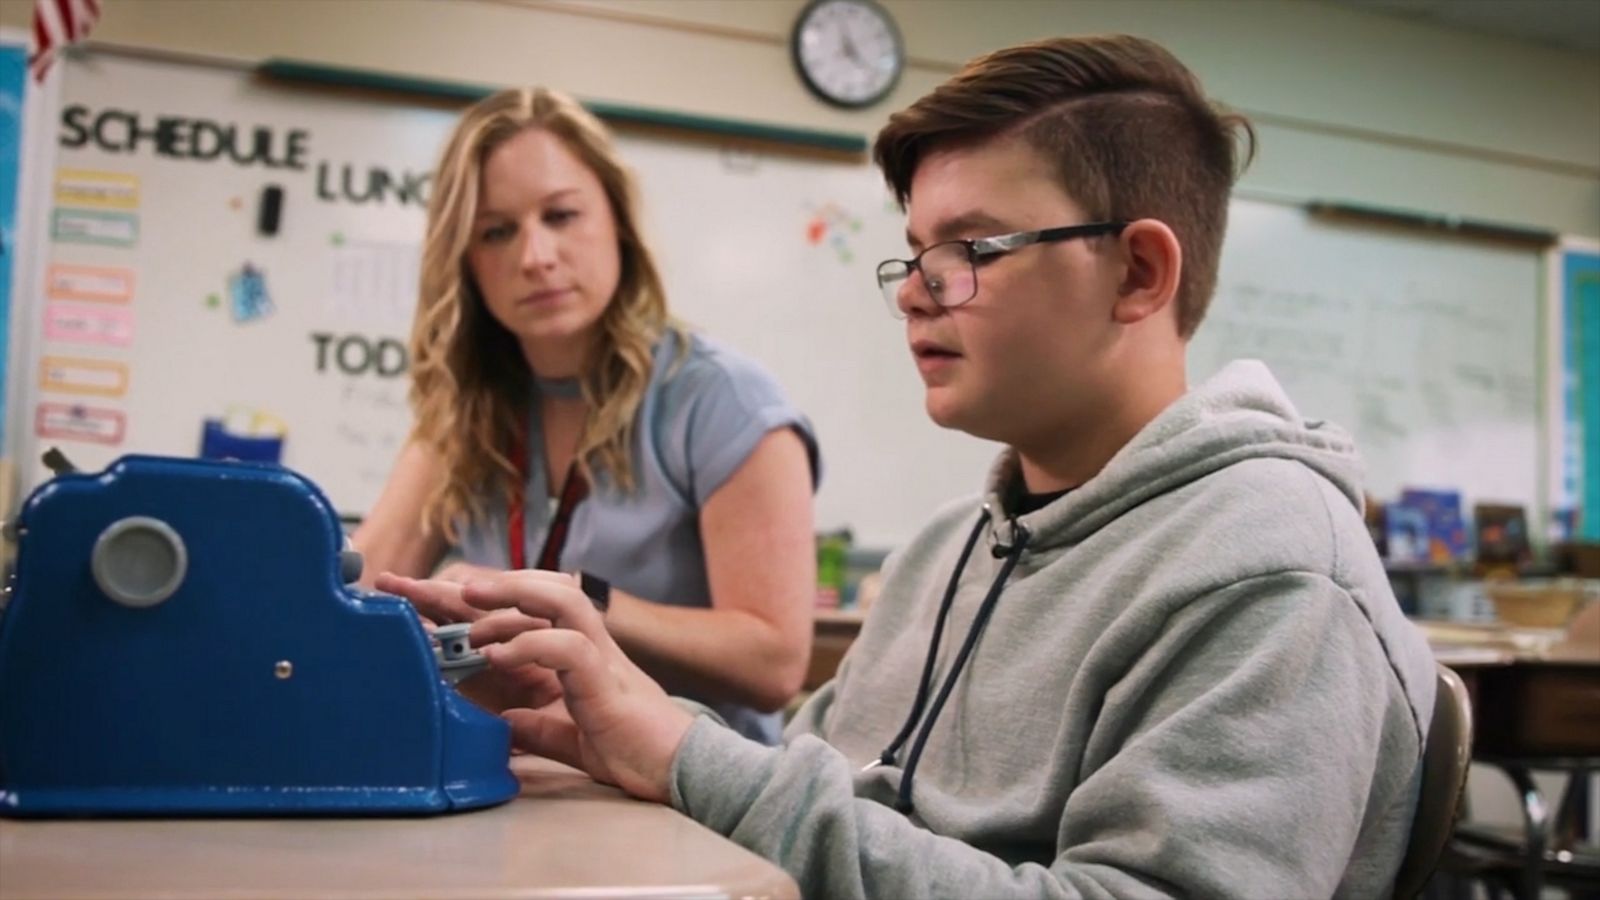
0, 455, 517, 816
199, 417, 284, 464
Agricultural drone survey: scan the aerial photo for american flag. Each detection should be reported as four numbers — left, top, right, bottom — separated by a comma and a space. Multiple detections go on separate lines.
29, 0, 101, 82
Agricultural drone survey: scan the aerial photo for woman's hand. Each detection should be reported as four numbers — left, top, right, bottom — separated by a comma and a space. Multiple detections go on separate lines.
459, 570, 696, 804
374, 572, 562, 713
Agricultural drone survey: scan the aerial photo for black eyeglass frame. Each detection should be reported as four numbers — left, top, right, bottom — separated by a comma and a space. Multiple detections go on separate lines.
875, 220, 1130, 314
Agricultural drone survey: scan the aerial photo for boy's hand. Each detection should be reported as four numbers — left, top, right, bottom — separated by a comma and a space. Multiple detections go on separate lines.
459, 570, 696, 804
376, 571, 487, 624
374, 572, 562, 713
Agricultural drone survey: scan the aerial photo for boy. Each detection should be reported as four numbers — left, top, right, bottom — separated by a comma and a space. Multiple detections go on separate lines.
381, 33, 1437, 899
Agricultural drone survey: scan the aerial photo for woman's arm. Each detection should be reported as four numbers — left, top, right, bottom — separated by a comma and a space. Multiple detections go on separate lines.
605, 428, 815, 712
351, 441, 451, 584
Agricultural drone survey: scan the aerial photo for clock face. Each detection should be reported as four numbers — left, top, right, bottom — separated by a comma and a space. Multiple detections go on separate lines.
792, 0, 904, 108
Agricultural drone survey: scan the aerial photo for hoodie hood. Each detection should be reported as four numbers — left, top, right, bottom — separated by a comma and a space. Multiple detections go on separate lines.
986, 359, 1366, 552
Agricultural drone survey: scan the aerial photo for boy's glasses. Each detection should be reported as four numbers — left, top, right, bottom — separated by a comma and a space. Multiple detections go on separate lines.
875, 221, 1128, 319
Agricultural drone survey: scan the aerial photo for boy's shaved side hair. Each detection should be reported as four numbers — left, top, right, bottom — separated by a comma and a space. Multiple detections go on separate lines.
873, 34, 1255, 337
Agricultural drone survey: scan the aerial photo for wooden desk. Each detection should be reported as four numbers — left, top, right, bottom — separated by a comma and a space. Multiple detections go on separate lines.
1423, 620, 1600, 897
1422, 619, 1600, 757
0, 755, 798, 900
1467, 658, 1600, 757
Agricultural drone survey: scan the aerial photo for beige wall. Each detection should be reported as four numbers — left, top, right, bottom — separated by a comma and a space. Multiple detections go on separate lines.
2, 0, 1595, 236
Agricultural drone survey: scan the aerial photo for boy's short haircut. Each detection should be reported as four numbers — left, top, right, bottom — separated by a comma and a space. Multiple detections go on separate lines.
872, 35, 1255, 338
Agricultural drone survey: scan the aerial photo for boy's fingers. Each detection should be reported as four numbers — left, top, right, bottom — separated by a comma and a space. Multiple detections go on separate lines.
372, 571, 404, 594
503, 707, 583, 768
469, 608, 552, 646
482, 628, 612, 704
464, 572, 610, 647
375, 573, 482, 624
435, 562, 500, 585
518, 668, 565, 710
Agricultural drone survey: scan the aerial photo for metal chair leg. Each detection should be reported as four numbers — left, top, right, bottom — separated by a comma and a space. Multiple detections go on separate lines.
1554, 770, 1591, 851
1504, 765, 1550, 900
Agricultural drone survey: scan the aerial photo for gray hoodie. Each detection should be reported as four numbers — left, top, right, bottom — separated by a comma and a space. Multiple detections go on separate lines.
670, 360, 1437, 899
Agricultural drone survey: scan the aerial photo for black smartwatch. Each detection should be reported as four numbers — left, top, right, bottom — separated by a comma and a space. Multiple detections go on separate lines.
578, 571, 611, 615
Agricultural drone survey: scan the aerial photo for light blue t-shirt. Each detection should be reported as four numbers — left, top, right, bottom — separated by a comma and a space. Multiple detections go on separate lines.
458, 330, 820, 744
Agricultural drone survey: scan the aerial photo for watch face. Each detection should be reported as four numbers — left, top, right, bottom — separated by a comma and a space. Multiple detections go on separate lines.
792, 0, 904, 108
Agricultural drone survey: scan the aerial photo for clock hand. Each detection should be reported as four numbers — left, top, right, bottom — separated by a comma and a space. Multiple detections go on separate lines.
841, 29, 862, 64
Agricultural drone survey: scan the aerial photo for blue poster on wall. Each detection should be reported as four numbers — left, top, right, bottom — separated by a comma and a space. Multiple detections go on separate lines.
1566, 248, 1600, 540
0, 44, 26, 449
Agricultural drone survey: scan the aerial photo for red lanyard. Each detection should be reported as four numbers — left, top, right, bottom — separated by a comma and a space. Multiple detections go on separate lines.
507, 426, 590, 571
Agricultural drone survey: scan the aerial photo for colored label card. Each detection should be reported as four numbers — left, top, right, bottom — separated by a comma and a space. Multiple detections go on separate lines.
51, 209, 138, 246
45, 263, 135, 303
54, 169, 140, 210
39, 355, 129, 397
44, 303, 135, 347
35, 402, 127, 444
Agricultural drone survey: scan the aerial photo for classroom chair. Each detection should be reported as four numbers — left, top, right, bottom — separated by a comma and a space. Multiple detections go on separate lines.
1394, 664, 1475, 900
1442, 759, 1600, 899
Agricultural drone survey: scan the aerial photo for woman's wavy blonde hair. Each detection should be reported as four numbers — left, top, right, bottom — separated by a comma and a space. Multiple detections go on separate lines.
410, 87, 681, 541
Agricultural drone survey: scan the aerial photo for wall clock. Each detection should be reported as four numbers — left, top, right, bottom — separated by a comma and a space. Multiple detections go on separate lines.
791, 0, 905, 109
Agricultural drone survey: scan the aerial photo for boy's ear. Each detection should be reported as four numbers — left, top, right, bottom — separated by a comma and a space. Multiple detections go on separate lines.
1112, 219, 1182, 326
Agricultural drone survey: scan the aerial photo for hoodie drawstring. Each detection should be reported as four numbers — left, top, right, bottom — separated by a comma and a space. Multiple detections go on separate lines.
866, 509, 988, 773
863, 505, 1032, 816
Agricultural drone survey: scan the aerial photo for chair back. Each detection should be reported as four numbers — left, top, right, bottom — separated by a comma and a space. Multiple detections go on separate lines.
1392, 663, 1474, 899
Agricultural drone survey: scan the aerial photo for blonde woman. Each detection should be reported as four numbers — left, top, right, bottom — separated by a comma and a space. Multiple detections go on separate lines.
354, 88, 818, 744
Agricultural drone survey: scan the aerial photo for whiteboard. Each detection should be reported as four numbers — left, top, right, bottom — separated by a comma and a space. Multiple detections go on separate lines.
12, 49, 997, 548
9, 50, 1545, 548
1194, 202, 1543, 513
